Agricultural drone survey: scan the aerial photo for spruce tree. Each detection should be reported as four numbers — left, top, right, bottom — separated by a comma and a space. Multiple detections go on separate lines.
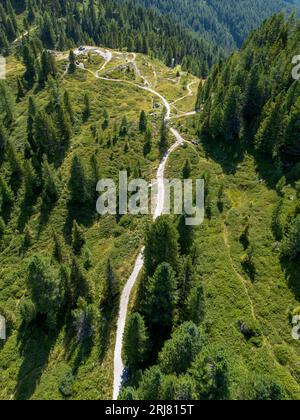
103, 259, 119, 305
143, 127, 152, 156
72, 220, 85, 255
185, 284, 205, 324
139, 110, 147, 133
83, 93, 91, 122
0, 123, 7, 153
42, 157, 58, 202
159, 112, 168, 154
124, 313, 148, 371
144, 262, 178, 328
68, 155, 90, 204
68, 50, 76, 74
144, 216, 179, 276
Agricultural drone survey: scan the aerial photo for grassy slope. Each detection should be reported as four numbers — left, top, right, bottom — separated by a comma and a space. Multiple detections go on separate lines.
0, 48, 198, 400
165, 118, 300, 399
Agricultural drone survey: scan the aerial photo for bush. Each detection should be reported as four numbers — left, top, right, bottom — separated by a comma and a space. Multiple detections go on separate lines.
59, 371, 74, 398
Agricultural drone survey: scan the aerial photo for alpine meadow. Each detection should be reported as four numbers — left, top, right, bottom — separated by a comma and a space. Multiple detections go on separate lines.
0, 0, 300, 403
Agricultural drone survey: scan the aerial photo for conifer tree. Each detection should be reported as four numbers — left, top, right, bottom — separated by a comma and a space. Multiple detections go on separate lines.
68, 155, 90, 204
0, 123, 7, 153
144, 262, 178, 328
72, 220, 85, 255
52, 229, 67, 263
143, 127, 152, 156
68, 50, 76, 74
16, 77, 25, 101
144, 216, 179, 276
103, 259, 120, 305
159, 112, 168, 154
139, 110, 147, 133
124, 313, 148, 371
185, 284, 205, 324
63, 90, 74, 124
83, 93, 91, 122
42, 157, 59, 202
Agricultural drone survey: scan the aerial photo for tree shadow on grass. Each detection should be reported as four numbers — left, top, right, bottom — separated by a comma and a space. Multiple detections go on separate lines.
63, 201, 95, 244
14, 318, 60, 400
200, 135, 245, 175
37, 198, 56, 236
63, 317, 94, 377
281, 258, 300, 301
98, 305, 116, 364
253, 152, 283, 190
9, 173, 23, 197
17, 193, 39, 233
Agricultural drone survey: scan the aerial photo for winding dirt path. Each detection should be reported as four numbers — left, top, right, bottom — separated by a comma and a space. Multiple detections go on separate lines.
72, 47, 195, 399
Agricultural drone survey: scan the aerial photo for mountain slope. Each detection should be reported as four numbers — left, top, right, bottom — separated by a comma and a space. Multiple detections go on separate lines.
118, 13, 300, 401
137, 0, 300, 52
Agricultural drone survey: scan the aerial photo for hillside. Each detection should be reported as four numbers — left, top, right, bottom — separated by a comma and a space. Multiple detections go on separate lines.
137, 0, 300, 52
118, 13, 300, 401
1, 0, 300, 403
0, 30, 200, 399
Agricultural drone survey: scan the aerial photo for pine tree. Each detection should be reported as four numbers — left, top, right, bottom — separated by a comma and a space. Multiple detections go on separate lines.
6, 140, 23, 177
68, 155, 90, 204
143, 127, 152, 156
68, 50, 76, 74
26, 254, 64, 329
178, 213, 194, 255
42, 157, 58, 202
144, 216, 179, 276
39, 50, 57, 84
158, 322, 202, 375
124, 313, 148, 371
222, 85, 243, 143
185, 284, 205, 324
16, 77, 25, 101
178, 256, 195, 305
63, 90, 74, 124
255, 96, 285, 158
83, 93, 91, 122
102, 109, 109, 130
22, 44, 36, 84
144, 262, 178, 328
57, 102, 72, 144
284, 97, 300, 158
119, 116, 128, 137
0, 123, 7, 153
0, 81, 15, 127
26, 96, 36, 156
103, 259, 119, 305
34, 111, 57, 158
40, 12, 56, 49
23, 224, 33, 249
0, 217, 5, 240
139, 110, 147, 133
159, 112, 168, 154
52, 229, 67, 263
0, 176, 14, 209
24, 159, 39, 198
72, 220, 85, 255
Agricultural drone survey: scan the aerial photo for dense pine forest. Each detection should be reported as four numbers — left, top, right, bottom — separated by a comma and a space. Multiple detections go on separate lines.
0, 0, 300, 402
137, 0, 300, 52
